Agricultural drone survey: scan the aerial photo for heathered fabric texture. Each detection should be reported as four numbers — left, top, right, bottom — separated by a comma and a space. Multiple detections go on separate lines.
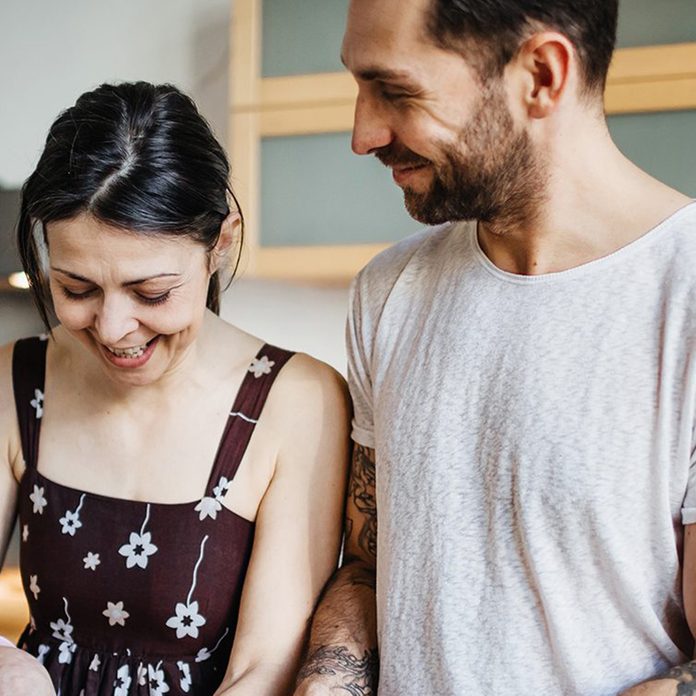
347, 203, 696, 696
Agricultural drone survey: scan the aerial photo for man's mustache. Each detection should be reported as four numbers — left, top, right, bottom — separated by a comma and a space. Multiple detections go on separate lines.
374, 144, 431, 169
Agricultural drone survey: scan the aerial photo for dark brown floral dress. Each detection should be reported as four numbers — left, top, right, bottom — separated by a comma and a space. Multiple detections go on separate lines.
12, 335, 294, 696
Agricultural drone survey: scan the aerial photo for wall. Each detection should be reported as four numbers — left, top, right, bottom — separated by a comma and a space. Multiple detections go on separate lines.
0, 0, 231, 188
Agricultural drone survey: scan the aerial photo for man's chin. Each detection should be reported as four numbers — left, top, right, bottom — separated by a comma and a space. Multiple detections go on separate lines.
403, 190, 451, 225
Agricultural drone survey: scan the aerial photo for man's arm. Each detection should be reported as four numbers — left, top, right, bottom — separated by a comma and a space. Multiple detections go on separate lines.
294, 444, 379, 696
621, 525, 696, 695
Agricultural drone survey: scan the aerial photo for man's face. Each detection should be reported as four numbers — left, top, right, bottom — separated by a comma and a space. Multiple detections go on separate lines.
342, 0, 543, 225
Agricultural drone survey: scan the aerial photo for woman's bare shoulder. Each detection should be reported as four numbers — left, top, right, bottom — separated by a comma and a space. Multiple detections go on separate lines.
264, 351, 351, 443
0, 340, 16, 414
0, 340, 22, 476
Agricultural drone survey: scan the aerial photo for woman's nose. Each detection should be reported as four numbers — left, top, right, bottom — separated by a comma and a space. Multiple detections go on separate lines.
93, 295, 139, 346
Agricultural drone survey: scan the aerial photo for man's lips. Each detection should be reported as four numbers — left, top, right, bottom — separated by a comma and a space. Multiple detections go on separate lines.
392, 163, 429, 185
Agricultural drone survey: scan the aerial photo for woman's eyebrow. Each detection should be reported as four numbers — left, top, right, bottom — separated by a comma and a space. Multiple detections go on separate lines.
51, 267, 182, 286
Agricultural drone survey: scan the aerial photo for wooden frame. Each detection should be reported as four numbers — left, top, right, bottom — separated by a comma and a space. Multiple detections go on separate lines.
230, 1, 696, 282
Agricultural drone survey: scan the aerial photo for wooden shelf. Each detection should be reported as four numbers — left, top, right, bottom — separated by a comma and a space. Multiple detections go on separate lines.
229, 1, 696, 282
0, 568, 28, 643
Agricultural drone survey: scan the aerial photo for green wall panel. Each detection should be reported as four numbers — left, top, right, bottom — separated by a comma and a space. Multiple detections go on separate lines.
608, 111, 696, 197
262, 0, 346, 77
260, 133, 423, 246
261, 1, 696, 78
616, 0, 696, 47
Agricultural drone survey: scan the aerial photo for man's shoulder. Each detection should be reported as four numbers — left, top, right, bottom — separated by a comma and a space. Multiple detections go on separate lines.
665, 200, 696, 250
355, 221, 462, 292
652, 200, 696, 277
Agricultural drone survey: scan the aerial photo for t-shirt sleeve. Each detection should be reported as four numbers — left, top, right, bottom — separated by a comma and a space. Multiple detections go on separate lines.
346, 273, 375, 449
681, 450, 696, 524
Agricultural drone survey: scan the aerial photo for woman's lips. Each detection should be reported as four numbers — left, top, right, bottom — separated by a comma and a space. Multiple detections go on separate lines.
100, 335, 161, 369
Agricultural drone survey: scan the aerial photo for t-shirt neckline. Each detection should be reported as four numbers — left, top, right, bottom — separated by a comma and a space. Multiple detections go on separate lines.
469, 200, 696, 285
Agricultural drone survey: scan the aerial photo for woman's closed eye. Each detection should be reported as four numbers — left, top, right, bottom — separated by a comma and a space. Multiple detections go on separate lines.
135, 290, 171, 306
60, 286, 96, 300
60, 285, 172, 306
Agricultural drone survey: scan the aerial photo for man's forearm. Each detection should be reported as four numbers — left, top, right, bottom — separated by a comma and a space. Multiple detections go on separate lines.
622, 661, 696, 695
295, 559, 378, 695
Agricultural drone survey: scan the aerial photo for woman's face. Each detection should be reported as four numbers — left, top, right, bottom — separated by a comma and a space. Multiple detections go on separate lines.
46, 213, 214, 387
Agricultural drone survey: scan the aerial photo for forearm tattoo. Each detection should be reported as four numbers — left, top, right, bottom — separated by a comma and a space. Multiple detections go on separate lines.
350, 445, 377, 560
297, 645, 379, 695
668, 662, 696, 693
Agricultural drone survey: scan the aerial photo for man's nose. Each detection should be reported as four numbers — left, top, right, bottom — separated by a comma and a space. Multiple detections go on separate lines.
93, 295, 139, 346
351, 93, 393, 156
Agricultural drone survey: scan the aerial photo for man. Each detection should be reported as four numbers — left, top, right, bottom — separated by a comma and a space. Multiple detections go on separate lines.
294, 1, 696, 694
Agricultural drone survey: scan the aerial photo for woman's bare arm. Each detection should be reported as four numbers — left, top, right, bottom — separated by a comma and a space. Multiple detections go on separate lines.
214, 355, 351, 696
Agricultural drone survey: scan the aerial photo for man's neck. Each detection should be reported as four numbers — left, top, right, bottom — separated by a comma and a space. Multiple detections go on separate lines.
477, 122, 692, 276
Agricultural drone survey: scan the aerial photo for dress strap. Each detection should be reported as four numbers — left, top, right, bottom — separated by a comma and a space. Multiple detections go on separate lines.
12, 335, 49, 471
204, 344, 295, 494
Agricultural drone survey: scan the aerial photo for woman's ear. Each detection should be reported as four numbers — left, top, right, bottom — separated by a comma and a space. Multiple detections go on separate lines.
210, 212, 242, 273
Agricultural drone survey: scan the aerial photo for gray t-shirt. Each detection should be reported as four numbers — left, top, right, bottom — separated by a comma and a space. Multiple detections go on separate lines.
347, 203, 696, 696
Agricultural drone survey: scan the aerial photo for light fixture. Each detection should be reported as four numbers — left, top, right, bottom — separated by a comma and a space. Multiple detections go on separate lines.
8, 272, 30, 290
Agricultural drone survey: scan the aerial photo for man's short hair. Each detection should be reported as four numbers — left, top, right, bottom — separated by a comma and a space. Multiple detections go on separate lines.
427, 0, 619, 96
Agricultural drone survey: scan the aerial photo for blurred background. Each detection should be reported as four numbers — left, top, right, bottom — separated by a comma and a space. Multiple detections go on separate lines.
1, 0, 695, 641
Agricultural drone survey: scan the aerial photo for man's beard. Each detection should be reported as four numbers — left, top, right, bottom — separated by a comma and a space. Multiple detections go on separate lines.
375, 84, 546, 227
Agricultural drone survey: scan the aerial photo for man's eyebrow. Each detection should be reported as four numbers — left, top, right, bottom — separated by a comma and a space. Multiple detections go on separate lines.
51, 267, 182, 286
356, 68, 416, 82
340, 55, 414, 83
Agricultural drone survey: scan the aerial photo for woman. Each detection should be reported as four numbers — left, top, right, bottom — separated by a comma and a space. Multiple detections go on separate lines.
0, 82, 350, 696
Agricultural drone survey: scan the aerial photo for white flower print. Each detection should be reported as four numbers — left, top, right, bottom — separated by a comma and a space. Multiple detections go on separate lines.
166, 601, 206, 639
148, 664, 171, 695
103, 601, 130, 627
22, 525, 28, 542
136, 663, 148, 686
194, 496, 222, 521
30, 389, 44, 419
59, 510, 82, 536
194, 627, 229, 663
50, 617, 73, 642
195, 476, 231, 521
83, 552, 100, 571
49, 598, 75, 663
58, 640, 76, 664
212, 476, 230, 500
119, 531, 158, 568
89, 654, 101, 671
194, 647, 210, 663
29, 485, 47, 515
167, 535, 209, 640
58, 493, 85, 536
119, 504, 158, 569
36, 644, 50, 664
114, 664, 132, 696
29, 574, 40, 600
248, 355, 275, 378
38, 333, 49, 342
177, 661, 192, 693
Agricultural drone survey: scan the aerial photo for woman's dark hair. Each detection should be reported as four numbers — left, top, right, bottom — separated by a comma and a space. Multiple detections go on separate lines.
427, 0, 619, 96
17, 81, 243, 329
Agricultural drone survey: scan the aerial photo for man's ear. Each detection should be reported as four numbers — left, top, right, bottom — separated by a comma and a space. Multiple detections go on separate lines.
514, 31, 574, 119
210, 212, 242, 273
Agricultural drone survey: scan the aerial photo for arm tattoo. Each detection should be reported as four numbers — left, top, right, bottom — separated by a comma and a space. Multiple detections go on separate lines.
297, 645, 379, 695
344, 516, 354, 544
668, 662, 696, 693
350, 445, 377, 560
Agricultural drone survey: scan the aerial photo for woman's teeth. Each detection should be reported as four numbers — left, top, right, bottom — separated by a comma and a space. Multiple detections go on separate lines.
107, 343, 148, 358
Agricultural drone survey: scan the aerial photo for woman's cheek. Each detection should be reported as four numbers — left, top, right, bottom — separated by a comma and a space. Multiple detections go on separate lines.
52, 298, 94, 330
148, 300, 204, 337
